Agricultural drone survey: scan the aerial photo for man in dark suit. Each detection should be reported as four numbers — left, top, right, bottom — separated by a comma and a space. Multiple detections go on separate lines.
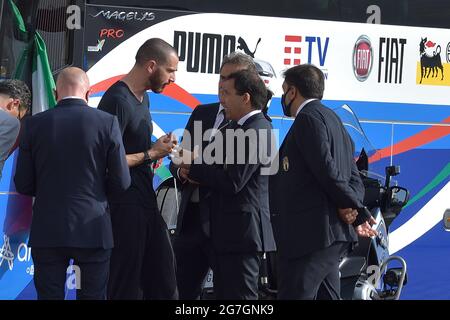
269, 64, 376, 300
174, 70, 276, 299
169, 52, 261, 299
170, 52, 266, 300
14, 67, 130, 300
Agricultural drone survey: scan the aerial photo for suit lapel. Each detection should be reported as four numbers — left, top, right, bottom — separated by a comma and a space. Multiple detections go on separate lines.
279, 124, 294, 153
202, 103, 220, 132
278, 100, 318, 151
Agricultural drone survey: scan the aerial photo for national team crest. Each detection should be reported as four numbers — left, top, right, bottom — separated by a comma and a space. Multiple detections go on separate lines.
282, 156, 289, 172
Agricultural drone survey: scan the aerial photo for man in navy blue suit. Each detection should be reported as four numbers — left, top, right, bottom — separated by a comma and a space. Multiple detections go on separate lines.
169, 52, 262, 299
175, 70, 276, 299
269, 64, 376, 300
14, 67, 130, 300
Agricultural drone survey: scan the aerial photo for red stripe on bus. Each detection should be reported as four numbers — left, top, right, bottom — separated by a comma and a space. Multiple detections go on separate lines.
90, 76, 201, 110
162, 83, 201, 109
369, 116, 450, 163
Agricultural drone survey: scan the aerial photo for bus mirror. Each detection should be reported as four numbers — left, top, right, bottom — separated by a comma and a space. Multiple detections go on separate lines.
388, 186, 409, 211
443, 209, 450, 232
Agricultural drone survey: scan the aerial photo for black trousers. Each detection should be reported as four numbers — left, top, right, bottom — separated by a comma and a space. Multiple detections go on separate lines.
175, 204, 261, 300
212, 252, 261, 300
31, 247, 111, 300
107, 203, 178, 300
173, 202, 212, 300
277, 242, 351, 300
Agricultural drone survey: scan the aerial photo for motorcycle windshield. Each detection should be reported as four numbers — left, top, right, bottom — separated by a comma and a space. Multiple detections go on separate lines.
333, 104, 379, 162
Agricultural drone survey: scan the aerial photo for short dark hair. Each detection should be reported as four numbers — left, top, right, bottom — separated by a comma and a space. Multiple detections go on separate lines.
135, 38, 177, 65
227, 70, 267, 110
0, 79, 31, 112
283, 64, 324, 100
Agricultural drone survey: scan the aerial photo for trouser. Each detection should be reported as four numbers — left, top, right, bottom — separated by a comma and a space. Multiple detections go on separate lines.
31, 247, 111, 300
107, 203, 178, 300
173, 202, 213, 299
277, 241, 351, 300
212, 252, 261, 300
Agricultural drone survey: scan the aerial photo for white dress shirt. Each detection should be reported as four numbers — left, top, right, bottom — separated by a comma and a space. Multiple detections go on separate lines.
295, 99, 318, 117
237, 110, 262, 126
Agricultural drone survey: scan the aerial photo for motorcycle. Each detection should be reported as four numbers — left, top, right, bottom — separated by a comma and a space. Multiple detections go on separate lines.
156, 104, 410, 300
335, 104, 409, 300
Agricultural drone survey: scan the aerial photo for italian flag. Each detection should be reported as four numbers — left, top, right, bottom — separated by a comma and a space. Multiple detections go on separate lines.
30, 33, 56, 114
9, 0, 56, 115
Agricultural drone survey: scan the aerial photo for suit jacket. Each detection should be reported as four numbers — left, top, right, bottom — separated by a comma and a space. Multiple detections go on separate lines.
0, 109, 20, 181
189, 112, 276, 254
169, 102, 220, 235
269, 100, 364, 259
14, 98, 130, 249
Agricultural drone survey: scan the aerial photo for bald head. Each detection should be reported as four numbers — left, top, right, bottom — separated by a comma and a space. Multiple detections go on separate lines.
55, 67, 90, 102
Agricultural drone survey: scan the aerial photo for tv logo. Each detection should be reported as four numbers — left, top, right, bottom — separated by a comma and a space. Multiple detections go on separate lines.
283, 35, 329, 67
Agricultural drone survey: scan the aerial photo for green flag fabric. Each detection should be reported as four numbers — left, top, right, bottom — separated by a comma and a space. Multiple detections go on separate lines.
9, 0, 56, 114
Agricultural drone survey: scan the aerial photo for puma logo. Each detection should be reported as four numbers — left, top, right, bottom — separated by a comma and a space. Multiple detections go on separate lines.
237, 37, 261, 58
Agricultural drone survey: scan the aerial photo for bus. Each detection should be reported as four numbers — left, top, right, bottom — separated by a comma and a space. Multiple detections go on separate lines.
0, 0, 449, 299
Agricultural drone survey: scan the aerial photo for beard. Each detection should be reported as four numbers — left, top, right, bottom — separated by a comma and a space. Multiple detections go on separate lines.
148, 69, 167, 93
151, 83, 166, 93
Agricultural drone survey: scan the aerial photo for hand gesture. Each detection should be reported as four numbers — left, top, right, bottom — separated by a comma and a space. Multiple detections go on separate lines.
355, 217, 378, 238
171, 145, 200, 168
338, 208, 358, 225
179, 167, 199, 185
150, 134, 174, 160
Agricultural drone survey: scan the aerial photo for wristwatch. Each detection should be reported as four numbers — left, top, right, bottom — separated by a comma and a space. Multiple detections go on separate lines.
143, 150, 152, 163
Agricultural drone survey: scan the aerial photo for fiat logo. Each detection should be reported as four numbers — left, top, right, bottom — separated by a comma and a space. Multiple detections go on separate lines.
353, 35, 373, 81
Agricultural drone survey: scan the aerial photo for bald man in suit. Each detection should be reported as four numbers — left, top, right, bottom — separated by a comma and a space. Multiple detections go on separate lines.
15, 67, 130, 300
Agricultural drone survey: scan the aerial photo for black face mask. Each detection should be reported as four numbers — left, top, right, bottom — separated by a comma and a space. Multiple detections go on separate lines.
281, 88, 293, 117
